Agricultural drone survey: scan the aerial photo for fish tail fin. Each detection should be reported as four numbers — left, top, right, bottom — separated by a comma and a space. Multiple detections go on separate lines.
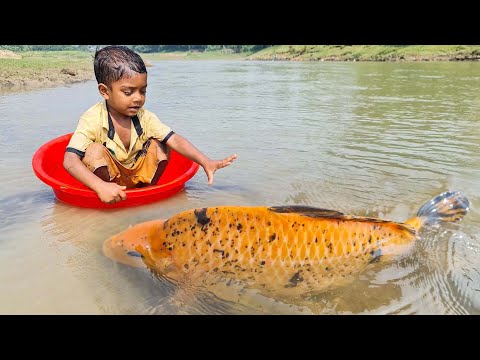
405, 191, 470, 230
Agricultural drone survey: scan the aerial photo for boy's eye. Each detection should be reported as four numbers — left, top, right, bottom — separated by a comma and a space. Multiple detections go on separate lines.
123, 92, 132, 96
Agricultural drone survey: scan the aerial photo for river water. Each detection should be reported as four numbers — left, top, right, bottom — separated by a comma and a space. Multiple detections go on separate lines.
0, 60, 479, 314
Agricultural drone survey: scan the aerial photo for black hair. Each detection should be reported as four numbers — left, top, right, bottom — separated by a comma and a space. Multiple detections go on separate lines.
93, 45, 147, 87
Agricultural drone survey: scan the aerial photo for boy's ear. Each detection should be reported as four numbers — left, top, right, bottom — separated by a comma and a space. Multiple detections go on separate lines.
98, 83, 110, 99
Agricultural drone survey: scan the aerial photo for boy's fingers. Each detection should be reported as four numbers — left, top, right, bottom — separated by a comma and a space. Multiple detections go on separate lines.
118, 186, 127, 200
219, 154, 237, 168
226, 154, 237, 162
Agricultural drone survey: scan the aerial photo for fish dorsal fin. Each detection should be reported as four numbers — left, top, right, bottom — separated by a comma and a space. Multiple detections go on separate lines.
268, 206, 416, 235
268, 206, 345, 218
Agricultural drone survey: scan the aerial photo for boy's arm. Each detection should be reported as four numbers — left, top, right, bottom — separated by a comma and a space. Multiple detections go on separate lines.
63, 152, 127, 204
165, 133, 237, 185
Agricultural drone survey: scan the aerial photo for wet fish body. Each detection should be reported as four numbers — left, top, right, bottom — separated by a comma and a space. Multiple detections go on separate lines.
104, 191, 469, 297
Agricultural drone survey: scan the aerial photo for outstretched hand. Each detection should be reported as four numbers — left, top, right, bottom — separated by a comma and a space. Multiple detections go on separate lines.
203, 154, 238, 185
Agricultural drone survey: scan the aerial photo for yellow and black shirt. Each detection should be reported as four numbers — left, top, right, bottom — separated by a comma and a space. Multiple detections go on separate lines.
66, 101, 174, 167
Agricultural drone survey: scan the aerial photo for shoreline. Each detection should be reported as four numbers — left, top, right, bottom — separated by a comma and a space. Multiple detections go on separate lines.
0, 50, 95, 95
2, 47, 480, 95
248, 45, 480, 62
0, 69, 94, 95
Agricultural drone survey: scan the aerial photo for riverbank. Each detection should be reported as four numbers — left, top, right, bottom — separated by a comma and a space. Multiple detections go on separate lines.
0, 51, 94, 94
0, 50, 247, 94
248, 45, 480, 61
2, 46, 480, 94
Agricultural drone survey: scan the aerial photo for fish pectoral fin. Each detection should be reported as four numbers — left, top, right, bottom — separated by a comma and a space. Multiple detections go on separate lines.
268, 205, 345, 218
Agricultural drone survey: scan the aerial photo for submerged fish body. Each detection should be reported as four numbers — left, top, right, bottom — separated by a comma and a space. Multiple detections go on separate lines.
104, 191, 469, 297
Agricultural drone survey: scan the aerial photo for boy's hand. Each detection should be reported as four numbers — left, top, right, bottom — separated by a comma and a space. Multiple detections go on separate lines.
203, 154, 237, 185
95, 182, 127, 204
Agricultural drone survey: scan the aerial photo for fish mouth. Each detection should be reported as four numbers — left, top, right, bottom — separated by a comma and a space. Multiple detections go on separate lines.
102, 219, 165, 268
103, 236, 148, 268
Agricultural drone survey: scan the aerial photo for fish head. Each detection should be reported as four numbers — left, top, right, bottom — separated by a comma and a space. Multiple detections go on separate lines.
103, 219, 165, 268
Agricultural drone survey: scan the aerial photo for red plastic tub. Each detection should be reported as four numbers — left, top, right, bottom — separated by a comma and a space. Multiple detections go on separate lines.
32, 133, 199, 208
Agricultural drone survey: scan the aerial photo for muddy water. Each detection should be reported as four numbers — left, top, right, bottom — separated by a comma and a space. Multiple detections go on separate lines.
1, 60, 479, 314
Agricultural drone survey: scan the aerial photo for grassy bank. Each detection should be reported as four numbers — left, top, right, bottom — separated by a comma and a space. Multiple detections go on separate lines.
2, 46, 480, 94
248, 45, 480, 61
0, 50, 248, 94
0, 51, 94, 93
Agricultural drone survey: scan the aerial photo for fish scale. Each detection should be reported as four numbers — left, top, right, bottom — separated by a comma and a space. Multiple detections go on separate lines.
104, 191, 470, 298
140, 207, 417, 295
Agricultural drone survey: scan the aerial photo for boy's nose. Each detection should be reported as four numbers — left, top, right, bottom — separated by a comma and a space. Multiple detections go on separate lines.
133, 94, 144, 104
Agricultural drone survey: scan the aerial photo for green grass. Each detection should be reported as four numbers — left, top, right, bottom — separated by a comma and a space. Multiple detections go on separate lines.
0, 51, 93, 71
249, 45, 480, 61
2, 46, 479, 81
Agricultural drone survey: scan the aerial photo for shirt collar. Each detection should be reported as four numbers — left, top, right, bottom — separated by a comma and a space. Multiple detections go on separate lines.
102, 101, 143, 141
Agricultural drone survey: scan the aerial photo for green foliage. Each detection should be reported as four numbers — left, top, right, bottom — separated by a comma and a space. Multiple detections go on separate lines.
0, 45, 85, 51
132, 45, 271, 53
0, 45, 272, 54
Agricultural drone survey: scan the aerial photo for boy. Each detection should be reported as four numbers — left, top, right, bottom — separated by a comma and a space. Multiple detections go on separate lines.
63, 45, 237, 205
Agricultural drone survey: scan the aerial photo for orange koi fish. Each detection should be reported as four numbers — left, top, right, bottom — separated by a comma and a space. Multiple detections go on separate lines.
103, 191, 469, 297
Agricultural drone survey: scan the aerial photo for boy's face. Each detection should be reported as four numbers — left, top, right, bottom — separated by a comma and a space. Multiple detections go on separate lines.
98, 73, 147, 117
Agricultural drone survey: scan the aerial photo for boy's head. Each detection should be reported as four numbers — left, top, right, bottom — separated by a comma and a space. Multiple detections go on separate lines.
94, 46, 148, 117
94, 45, 147, 88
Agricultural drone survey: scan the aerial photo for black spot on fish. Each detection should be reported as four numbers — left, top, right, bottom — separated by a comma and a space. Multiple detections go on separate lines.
269, 233, 277, 242
285, 271, 304, 288
237, 223, 243, 231
194, 208, 210, 226
260, 261, 266, 265
213, 249, 224, 256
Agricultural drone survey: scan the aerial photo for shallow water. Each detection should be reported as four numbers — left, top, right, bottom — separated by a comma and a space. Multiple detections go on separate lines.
1, 60, 479, 314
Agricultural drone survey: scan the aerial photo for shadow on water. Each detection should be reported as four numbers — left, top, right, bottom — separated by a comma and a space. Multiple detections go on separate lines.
0, 189, 55, 231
